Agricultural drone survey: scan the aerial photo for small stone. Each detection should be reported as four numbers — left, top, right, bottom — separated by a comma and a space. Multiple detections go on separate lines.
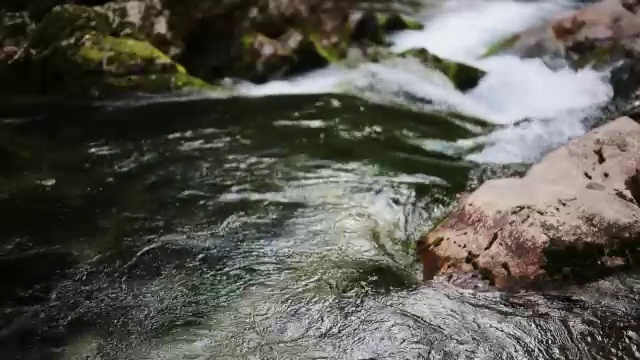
38, 179, 56, 187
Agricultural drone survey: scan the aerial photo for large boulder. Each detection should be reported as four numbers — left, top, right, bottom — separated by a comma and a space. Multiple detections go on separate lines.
417, 117, 640, 291
482, 0, 640, 97
1, 4, 210, 96
483, 0, 640, 63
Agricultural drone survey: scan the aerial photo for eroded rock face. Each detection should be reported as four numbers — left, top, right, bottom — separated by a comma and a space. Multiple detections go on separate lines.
418, 117, 640, 291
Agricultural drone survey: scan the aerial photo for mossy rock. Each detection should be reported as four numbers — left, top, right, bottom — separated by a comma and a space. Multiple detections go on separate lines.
378, 13, 424, 32
307, 31, 348, 63
351, 12, 423, 46
65, 33, 210, 95
479, 34, 520, 59
4, 4, 212, 97
9, 31, 210, 96
73, 34, 180, 75
30, 4, 114, 49
400, 48, 486, 91
232, 29, 348, 83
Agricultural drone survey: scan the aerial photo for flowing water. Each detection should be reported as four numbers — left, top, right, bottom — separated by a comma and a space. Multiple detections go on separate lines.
2, 0, 640, 359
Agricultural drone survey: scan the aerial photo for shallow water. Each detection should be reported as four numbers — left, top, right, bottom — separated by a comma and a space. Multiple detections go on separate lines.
1, 0, 640, 359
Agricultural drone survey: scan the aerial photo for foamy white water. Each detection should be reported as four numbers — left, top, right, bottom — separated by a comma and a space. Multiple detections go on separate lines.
236, 0, 613, 164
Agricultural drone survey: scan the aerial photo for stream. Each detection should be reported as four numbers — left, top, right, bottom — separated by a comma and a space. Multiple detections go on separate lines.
2, 0, 640, 359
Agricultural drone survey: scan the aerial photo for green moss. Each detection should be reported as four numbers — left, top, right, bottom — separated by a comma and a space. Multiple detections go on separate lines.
378, 13, 424, 32
309, 32, 344, 63
0, 3, 213, 97
400, 48, 486, 91
101, 72, 212, 94
568, 41, 629, 70
74, 35, 178, 75
480, 34, 520, 59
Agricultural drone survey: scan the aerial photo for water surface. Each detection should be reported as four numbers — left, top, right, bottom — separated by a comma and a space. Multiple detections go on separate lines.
1, 0, 639, 359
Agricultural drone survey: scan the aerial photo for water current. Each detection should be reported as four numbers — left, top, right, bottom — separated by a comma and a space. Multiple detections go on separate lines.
1, 0, 640, 359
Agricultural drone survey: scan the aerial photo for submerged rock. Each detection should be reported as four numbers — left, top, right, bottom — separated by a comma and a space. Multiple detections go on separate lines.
417, 117, 640, 291
400, 48, 486, 91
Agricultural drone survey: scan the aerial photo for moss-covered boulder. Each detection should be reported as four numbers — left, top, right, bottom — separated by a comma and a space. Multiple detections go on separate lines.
400, 48, 486, 91
0, 4, 210, 97
41, 32, 208, 95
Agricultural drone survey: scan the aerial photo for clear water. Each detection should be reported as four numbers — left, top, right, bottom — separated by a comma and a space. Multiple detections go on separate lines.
1, 0, 639, 359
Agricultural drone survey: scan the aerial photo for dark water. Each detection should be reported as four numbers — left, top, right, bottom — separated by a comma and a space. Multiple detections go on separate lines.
0, 94, 639, 359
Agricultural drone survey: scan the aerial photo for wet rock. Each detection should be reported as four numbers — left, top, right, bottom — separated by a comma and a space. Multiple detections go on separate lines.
2, 4, 210, 96
481, 0, 640, 98
0, 1, 429, 94
236, 32, 296, 82
418, 117, 640, 291
102, 0, 180, 56
172, 0, 423, 83
482, 0, 640, 67
400, 48, 486, 91
350, 11, 423, 45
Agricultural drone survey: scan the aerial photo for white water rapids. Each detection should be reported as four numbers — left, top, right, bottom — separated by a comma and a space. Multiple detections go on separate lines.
237, 0, 613, 164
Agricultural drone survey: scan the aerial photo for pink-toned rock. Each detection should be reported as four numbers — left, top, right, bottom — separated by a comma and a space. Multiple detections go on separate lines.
418, 117, 640, 291
0, 46, 19, 61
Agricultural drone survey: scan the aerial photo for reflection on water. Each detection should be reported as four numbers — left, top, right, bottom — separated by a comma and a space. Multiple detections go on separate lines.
0, 95, 638, 359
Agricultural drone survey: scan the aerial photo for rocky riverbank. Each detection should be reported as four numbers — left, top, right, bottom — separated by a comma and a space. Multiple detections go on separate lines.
418, 116, 640, 291
0, 0, 490, 97
415, 0, 640, 291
